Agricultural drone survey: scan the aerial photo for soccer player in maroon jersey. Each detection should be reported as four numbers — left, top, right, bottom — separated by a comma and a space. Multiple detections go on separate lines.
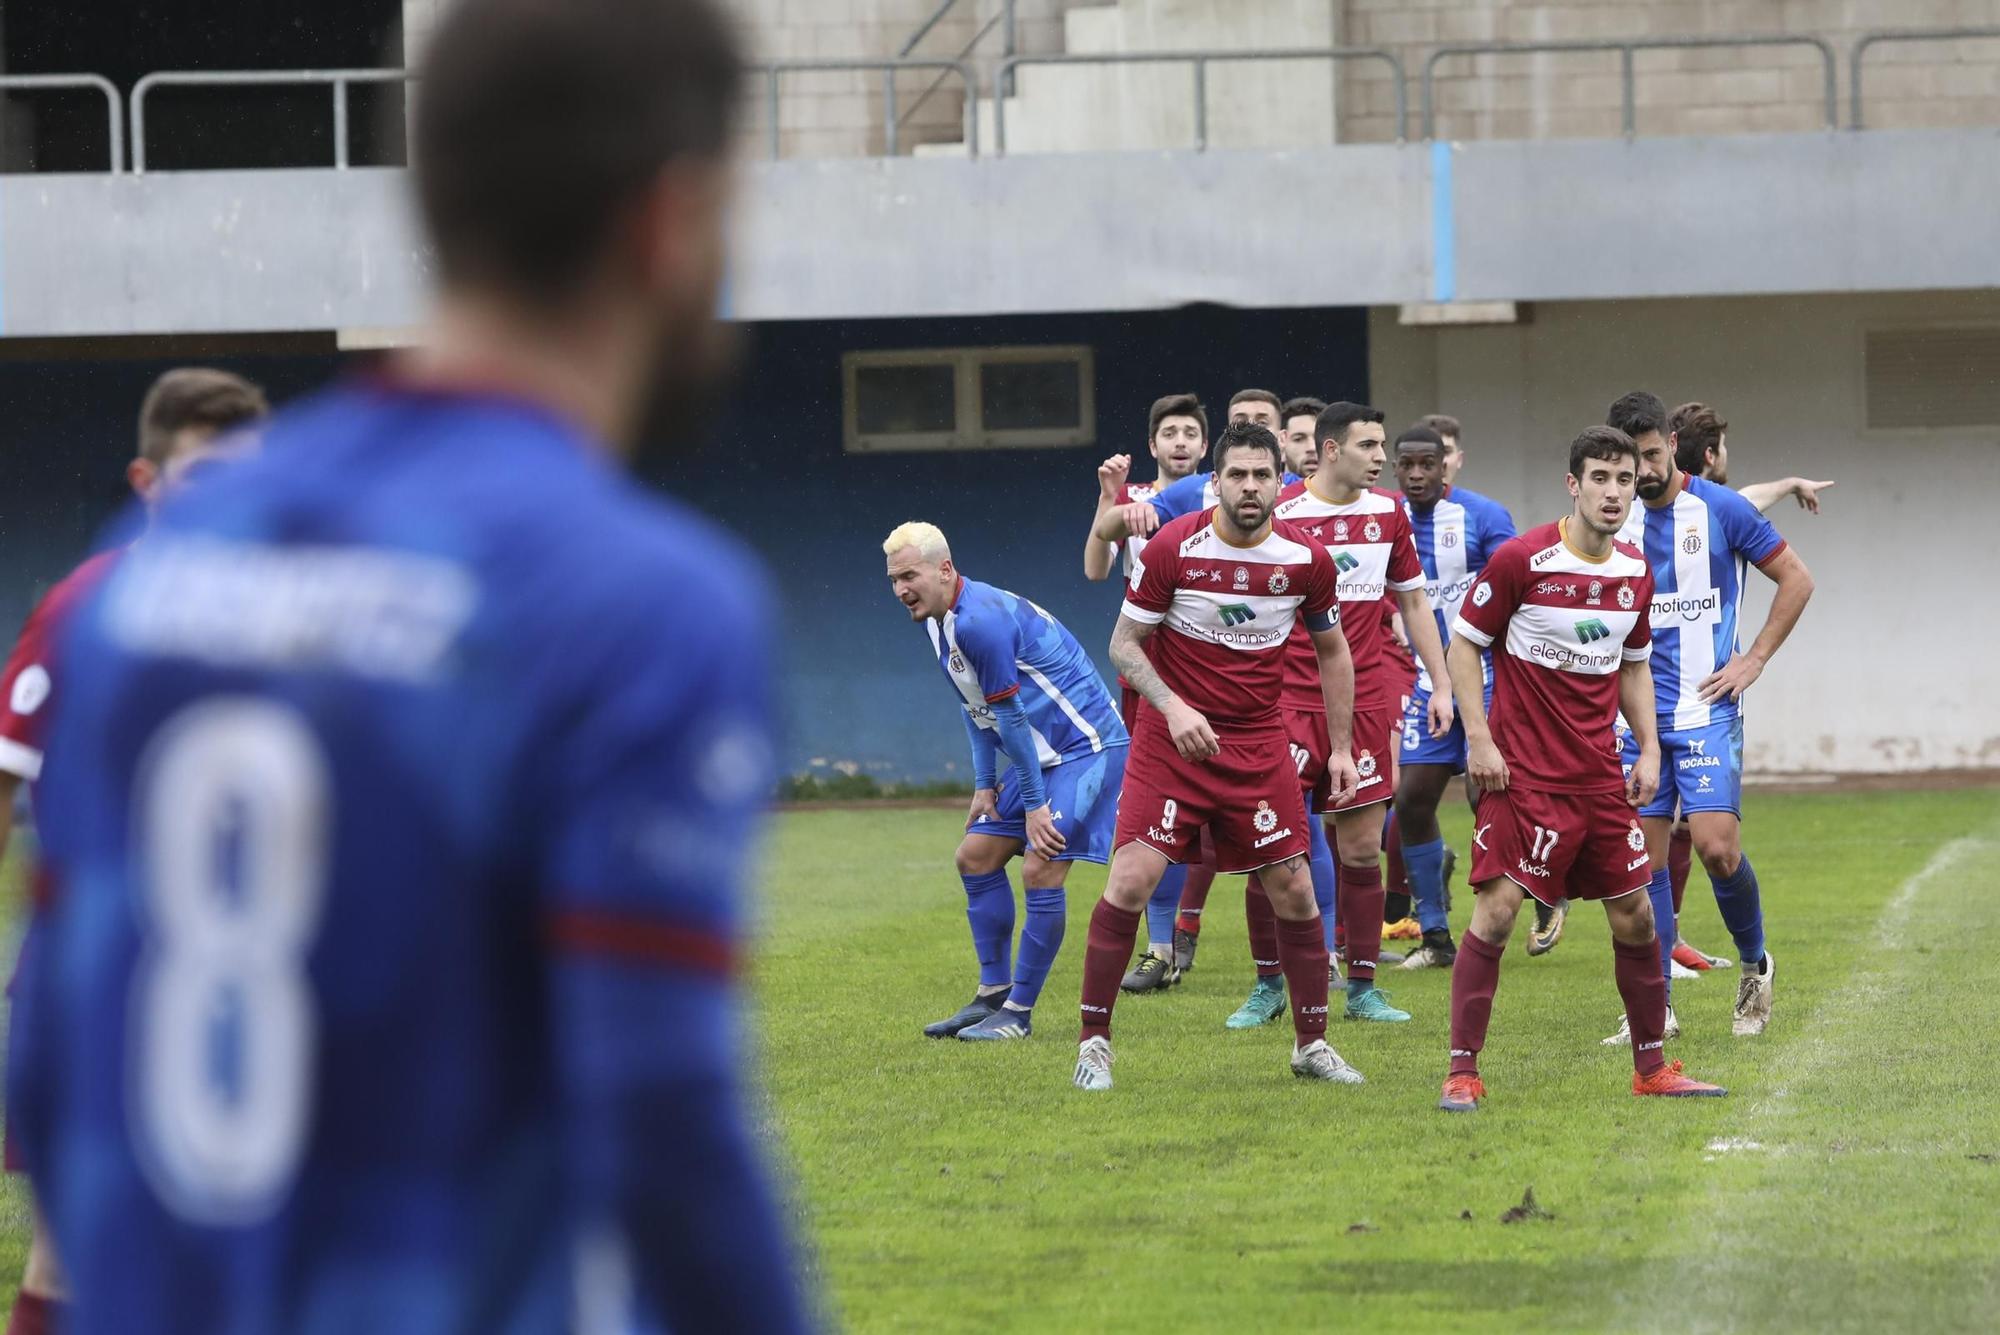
0, 368, 267, 1335
1072, 422, 1363, 1090
1437, 426, 1727, 1111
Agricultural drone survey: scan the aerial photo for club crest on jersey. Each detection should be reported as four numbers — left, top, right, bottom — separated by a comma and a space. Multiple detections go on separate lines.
1588, 579, 1604, 604
1333, 519, 1349, 541
1268, 569, 1290, 595
1626, 824, 1646, 852
948, 651, 966, 674
1682, 525, 1703, 555
1617, 584, 1637, 610
1363, 519, 1382, 542
1253, 801, 1279, 834
1441, 529, 1459, 549
1233, 565, 1250, 590
1356, 751, 1378, 779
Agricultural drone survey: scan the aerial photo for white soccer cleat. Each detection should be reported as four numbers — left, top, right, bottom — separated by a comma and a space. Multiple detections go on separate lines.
1670, 958, 1702, 981
1601, 1005, 1680, 1047
1072, 1036, 1114, 1091
1291, 1039, 1365, 1084
1733, 952, 1775, 1036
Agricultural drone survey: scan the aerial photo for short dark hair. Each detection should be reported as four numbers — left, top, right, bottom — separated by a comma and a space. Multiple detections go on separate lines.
1395, 424, 1445, 453
1148, 392, 1208, 443
413, 0, 743, 305
1210, 421, 1284, 476
1228, 387, 1283, 417
1569, 425, 1638, 479
138, 368, 269, 465
1279, 395, 1326, 425
1315, 400, 1385, 447
1606, 390, 1668, 441
1417, 413, 1461, 443
1670, 401, 1728, 475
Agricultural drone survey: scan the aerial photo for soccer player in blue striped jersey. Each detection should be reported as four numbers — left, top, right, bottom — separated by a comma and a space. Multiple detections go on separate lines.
1604, 390, 1816, 1043
889, 523, 1128, 1040
7, 2, 811, 1331
1388, 425, 1517, 969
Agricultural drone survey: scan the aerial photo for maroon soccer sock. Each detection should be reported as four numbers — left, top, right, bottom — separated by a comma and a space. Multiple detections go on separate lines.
1079, 900, 1142, 1042
6, 1293, 59, 1335
1613, 936, 1670, 1076
1668, 825, 1693, 917
1175, 864, 1217, 936
1244, 876, 1283, 977
1448, 930, 1505, 1077
1340, 858, 1386, 982
1276, 913, 1331, 1044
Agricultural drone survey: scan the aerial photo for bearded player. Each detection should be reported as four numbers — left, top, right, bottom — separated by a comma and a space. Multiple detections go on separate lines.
1438, 427, 1726, 1111
1071, 422, 1363, 1091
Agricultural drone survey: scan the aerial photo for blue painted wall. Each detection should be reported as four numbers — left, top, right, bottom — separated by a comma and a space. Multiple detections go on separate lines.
0, 304, 1367, 782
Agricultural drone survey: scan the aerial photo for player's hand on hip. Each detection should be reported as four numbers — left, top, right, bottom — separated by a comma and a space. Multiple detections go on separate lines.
1795, 478, 1835, 513
1627, 747, 1661, 808
1025, 803, 1067, 858
1118, 501, 1160, 537
1325, 750, 1360, 807
1426, 686, 1455, 739
1467, 736, 1508, 792
1163, 701, 1219, 762
1098, 453, 1132, 501
967, 787, 1001, 826
1696, 654, 1761, 704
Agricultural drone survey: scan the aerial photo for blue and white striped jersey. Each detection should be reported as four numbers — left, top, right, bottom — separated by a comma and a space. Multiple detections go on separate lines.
1404, 485, 1516, 689
1616, 474, 1786, 729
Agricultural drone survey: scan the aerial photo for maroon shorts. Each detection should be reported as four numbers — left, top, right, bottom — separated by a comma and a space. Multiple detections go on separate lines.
1330, 704, 1399, 812
1469, 785, 1653, 906
1282, 706, 1332, 813
1115, 713, 1310, 874
1120, 683, 1144, 734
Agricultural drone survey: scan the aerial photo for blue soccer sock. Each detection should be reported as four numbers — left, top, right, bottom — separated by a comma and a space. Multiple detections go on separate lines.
1646, 868, 1675, 999
1008, 886, 1068, 1011
1711, 855, 1765, 966
1146, 863, 1188, 951
1309, 818, 1338, 951
961, 869, 1016, 990
1405, 835, 1449, 935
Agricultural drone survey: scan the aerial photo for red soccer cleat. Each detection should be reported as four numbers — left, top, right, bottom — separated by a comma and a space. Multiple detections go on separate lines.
1438, 1073, 1486, 1112
1671, 942, 1713, 971
1632, 1060, 1727, 1098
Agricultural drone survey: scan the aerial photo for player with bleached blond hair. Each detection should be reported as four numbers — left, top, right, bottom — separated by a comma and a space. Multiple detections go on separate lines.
885, 522, 1128, 1042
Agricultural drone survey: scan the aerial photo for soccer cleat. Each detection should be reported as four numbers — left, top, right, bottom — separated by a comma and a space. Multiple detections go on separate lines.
957, 1006, 1031, 1041
1602, 1005, 1680, 1046
1632, 1059, 1727, 1098
1120, 951, 1180, 994
1383, 917, 1422, 941
1674, 940, 1733, 971
1526, 899, 1568, 956
1399, 941, 1457, 970
1291, 1039, 1366, 1084
1225, 976, 1288, 1029
1344, 987, 1412, 1023
1733, 952, 1775, 1036
1438, 1073, 1485, 1112
1670, 958, 1702, 981
1328, 955, 1344, 988
923, 993, 1001, 1039
1072, 1036, 1114, 1091
1173, 927, 1199, 974
1440, 845, 1458, 912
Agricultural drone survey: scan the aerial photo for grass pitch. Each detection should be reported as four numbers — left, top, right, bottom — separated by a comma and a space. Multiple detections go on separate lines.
758, 786, 2000, 1333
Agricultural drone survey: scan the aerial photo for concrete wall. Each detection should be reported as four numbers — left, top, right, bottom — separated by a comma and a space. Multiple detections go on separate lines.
1368, 288, 2000, 774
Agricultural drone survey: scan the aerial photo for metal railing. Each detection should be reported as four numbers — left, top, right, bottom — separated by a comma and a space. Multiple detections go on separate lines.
993, 48, 1407, 154
754, 59, 979, 159
896, 0, 1015, 141
0, 75, 124, 171
1421, 34, 1837, 140
132, 69, 413, 173
1851, 26, 2000, 129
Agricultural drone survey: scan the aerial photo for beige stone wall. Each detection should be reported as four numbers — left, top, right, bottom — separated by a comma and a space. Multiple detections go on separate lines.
1337, 0, 2000, 143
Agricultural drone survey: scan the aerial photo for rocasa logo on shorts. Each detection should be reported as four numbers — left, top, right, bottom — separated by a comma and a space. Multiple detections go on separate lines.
1574, 617, 1612, 644
1218, 603, 1256, 627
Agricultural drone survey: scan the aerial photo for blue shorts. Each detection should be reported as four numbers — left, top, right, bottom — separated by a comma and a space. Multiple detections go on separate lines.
1399, 676, 1495, 772
1620, 716, 1744, 820
967, 747, 1127, 864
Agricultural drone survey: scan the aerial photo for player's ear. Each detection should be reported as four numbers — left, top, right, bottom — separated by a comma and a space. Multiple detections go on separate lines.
127, 457, 159, 502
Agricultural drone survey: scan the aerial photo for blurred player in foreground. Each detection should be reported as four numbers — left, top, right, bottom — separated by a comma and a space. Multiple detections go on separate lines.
890, 522, 1127, 1041
1073, 423, 1362, 1091
9, 0, 811, 1330
1438, 427, 1726, 1111
0, 368, 266, 1335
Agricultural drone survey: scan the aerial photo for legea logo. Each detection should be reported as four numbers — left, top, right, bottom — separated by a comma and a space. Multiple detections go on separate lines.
1575, 617, 1612, 644
1218, 603, 1257, 627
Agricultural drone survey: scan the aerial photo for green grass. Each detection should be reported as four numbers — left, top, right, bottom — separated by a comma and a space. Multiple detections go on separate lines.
756, 787, 2000, 1333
